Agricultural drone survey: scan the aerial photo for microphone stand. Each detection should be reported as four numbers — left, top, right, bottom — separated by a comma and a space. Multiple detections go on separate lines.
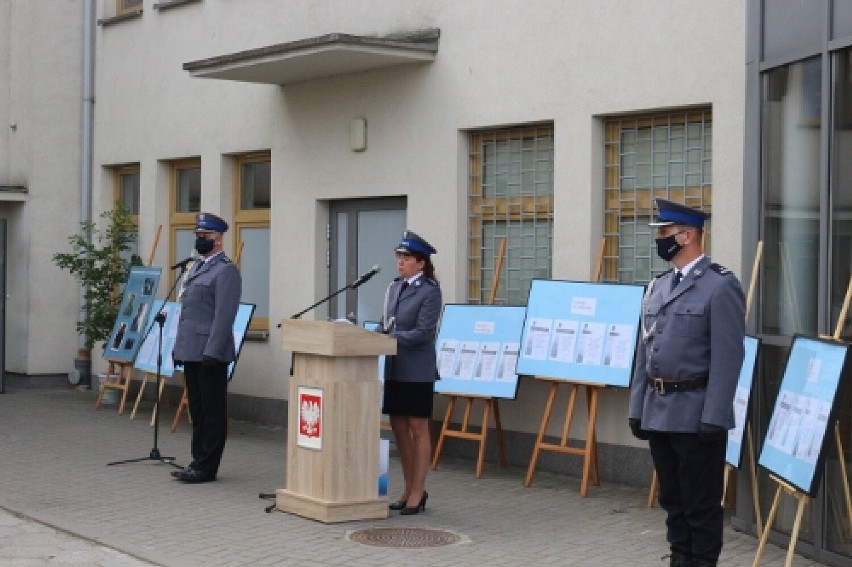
261, 271, 376, 512
107, 263, 188, 469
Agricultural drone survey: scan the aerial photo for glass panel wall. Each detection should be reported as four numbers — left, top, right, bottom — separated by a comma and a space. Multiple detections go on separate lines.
759, 56, 823, 546
761, 57, 822, 337
827, 46, 852, 557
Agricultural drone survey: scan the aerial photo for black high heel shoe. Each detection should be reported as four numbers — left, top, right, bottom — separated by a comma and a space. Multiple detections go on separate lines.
388, 499, 407, 511
400, 491, 428, 515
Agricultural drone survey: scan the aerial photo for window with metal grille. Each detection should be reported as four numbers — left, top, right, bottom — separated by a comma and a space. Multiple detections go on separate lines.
468, 125, 553, 305
602, 109, 712, 284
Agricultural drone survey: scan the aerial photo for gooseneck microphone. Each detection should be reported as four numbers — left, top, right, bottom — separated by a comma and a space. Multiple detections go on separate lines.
350, 265, 380, 289
171, 256, 195, 270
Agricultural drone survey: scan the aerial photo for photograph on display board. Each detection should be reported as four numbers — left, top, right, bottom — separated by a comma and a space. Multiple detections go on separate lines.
725, 335, 761, 468
433, 304, 526, 399
103, 266, 162, 363
758, 334, 850, 497
134, 302, 255, 381
516, 279, 644, 387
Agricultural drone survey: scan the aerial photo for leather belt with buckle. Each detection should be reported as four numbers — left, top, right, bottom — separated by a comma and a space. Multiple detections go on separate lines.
648, 375, 708, 394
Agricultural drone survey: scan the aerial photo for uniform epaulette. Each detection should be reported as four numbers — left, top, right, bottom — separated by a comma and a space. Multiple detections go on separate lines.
709, 263, 732, 275
653, 268, 673, 280
423, 278, 438, 286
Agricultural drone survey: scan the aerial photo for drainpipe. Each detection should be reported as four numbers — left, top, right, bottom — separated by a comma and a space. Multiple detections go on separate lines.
74, 0, 95, 388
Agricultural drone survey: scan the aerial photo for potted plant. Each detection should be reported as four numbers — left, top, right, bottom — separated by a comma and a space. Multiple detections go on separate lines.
53, 206, 143, 387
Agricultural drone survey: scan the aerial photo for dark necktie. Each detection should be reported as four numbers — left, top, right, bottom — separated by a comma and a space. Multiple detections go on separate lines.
400, 281, 409, 294
671, 271, 682, 291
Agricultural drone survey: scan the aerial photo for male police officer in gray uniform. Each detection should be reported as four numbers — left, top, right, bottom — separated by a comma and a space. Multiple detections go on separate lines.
628, 199, 745, 567
172, 212, 241, 484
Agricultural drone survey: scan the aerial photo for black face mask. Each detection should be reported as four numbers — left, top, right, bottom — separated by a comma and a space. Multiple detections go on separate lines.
655, 231, 685, 262
195, 236, 215, 256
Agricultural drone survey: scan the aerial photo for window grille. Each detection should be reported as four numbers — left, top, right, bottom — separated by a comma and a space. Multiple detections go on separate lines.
602, 109, 712, 284
468, 125, 554, 305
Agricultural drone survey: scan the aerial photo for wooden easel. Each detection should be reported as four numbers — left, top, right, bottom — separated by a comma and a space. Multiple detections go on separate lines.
431, 394, 507, 478
722, 421, 764, 537
524, 378, 602, 496
95, 360, 133, 414
753, 275, 852, 566
752, 475, 809, 567
126, 225, 167, 423
523, 238, 607, 495
129, 371, 170, 426
430, 238, 508, 477
171, 385, 190, 432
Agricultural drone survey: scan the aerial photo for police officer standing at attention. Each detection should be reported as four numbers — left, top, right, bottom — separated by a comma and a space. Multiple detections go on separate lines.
172, 212, 242, 484
628, 199, 745, 567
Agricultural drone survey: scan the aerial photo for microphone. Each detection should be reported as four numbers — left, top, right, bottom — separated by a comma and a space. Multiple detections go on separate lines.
349, 265, 380, 289
171, 256, 195, 270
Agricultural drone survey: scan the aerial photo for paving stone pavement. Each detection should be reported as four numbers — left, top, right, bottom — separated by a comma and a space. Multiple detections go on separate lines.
0, 387, 827, 566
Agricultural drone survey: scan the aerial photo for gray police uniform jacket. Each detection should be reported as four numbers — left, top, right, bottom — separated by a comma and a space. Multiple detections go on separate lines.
628, 256, 745, 432
382, 276, 442, 383
173, 253, 242, 363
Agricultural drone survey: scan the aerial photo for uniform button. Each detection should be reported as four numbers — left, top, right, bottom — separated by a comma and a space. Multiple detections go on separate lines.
653, 347, 659, 352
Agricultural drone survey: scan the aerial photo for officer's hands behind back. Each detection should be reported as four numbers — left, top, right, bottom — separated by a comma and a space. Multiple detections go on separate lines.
698, 422, 727, 444
629, 418, 650, 440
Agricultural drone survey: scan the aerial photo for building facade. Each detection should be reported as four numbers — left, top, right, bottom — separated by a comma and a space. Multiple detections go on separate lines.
741, 1, 852, 564
27, 0, 847, 558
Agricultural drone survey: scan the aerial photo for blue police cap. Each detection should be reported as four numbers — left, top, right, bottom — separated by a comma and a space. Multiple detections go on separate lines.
195, 212, 229, 233
649, 198, 710, 228
395, 230, 436, 257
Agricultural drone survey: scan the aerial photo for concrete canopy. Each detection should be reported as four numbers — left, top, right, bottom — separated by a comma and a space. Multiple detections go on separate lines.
183, 29, 439, 85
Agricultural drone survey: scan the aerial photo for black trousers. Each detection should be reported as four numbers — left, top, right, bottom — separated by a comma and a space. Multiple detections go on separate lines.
184, 360, 228, 477
648, 431, 726, 562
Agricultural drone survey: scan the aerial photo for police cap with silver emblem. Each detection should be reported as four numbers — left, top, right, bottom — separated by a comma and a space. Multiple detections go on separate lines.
395, 230, 436, 257
648, 198, 710, 228
195, 212, 229, 233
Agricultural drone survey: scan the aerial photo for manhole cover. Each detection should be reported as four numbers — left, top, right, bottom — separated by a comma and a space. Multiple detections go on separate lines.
348, 527, 462, 548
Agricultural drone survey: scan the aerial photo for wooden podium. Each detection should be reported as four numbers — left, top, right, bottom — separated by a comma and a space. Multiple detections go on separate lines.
276, 319, 396, 523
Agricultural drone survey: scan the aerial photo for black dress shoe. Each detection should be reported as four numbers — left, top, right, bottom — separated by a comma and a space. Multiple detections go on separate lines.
177, 468, 216, 483
399, 491, 427, 515
388, 499, 407, 511
171, 465, 195, 479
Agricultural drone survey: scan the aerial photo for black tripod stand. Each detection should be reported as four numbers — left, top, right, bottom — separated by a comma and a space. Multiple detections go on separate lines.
108, 263, 189, 469
260, 264, 381, 512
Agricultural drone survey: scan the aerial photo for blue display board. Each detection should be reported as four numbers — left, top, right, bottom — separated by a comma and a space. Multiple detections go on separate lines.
434, 304, 527, 399
515, 279, 644, 387
103, 266, 163, 363
726, 336, 761, 468
134, 302, 255, 381
134, 301, 181, 376
362, 321, 386, 383
758, 335, 850, 497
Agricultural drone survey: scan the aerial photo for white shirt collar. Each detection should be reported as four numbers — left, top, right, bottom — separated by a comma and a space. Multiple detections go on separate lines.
678, 254, 704, 278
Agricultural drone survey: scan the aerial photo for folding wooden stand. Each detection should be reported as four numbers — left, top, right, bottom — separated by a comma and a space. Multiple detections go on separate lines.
276, 320, 395, 523
171, 384, 189, 432
129, 372, 170, 424
431, 394, 507, 478
95, 360, 133, 414
524, 378, 602, 496
752, 475, 809, 567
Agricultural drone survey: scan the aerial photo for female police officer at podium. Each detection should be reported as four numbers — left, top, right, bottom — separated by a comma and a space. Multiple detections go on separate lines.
381, 230, 442, 515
